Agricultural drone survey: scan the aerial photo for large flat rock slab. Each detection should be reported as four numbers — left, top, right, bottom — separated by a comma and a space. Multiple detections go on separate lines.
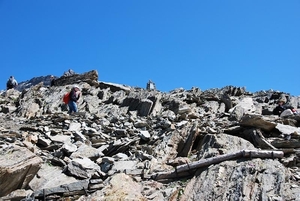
0, 146, 42, 197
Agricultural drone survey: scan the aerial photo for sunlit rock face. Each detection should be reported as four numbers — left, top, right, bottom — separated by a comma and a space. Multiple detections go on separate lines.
0, 70, 300, 201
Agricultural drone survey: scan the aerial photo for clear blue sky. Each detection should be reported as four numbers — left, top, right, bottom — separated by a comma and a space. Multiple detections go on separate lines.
1, 0, 299, 95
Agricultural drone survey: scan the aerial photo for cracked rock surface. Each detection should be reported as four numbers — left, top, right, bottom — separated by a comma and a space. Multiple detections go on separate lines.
0, 70, 300, 201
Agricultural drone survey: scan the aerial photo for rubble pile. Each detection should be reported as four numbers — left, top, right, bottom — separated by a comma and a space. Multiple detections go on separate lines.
0, 70, 300, 201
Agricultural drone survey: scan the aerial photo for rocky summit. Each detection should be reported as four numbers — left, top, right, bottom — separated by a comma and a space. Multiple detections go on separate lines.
0, 70, 300, 201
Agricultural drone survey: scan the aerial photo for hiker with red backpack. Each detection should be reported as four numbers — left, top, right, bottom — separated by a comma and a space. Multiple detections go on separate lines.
67, 85, 81, 114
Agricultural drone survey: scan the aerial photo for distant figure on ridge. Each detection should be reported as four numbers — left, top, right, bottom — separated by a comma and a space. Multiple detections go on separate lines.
6, 76, 18, 90
146, 80, 156, 91
50, 75, 56, 87
273, 96, 298, 117
68, 85, 81, 114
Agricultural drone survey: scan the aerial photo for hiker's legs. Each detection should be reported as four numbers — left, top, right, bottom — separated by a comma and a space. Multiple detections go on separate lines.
73, 102, 78, 112
280, 109, 293, 117
68, 101, 78, 113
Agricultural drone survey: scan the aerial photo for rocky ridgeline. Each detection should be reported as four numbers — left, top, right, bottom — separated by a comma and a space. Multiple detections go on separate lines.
0, 70, 300, 201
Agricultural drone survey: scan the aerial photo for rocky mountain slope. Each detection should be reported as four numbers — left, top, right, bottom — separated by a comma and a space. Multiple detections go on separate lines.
0, 70, 300, 201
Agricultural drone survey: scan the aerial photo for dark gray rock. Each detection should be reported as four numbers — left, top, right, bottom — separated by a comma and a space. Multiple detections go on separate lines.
1, 70, 300, 200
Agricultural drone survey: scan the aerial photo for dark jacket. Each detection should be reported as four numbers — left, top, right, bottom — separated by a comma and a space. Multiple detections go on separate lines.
50, 79, 55, 87
273, 104, 294, 116
69, 89, 80, 102
6, 77, 18, 89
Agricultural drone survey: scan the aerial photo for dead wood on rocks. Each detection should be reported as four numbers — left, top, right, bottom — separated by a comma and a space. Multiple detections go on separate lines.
152, 149, 284, 181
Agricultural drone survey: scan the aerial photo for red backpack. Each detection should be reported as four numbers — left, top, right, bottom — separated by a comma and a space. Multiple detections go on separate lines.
63, 92, 70, 104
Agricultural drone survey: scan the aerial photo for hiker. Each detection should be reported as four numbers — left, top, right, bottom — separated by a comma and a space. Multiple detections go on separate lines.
50, 75, 55, 87
273, 96, 298, 117
68, 85, 81, 114
6, 76, 18, 90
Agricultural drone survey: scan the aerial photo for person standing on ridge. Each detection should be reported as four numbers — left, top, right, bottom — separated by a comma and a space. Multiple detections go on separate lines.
6, 76, 18, 90
68, 85, 81, 114
50, 75, 55, 87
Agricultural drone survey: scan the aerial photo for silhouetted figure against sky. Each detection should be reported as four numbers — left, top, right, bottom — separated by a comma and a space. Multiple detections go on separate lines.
6, 76, 18, 90
50, 75, 55, 87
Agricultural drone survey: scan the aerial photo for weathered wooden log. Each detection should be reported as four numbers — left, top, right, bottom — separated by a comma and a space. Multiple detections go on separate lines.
242, 150, 283, 158
251, 129, 277, 150
152, 149, 284, 180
